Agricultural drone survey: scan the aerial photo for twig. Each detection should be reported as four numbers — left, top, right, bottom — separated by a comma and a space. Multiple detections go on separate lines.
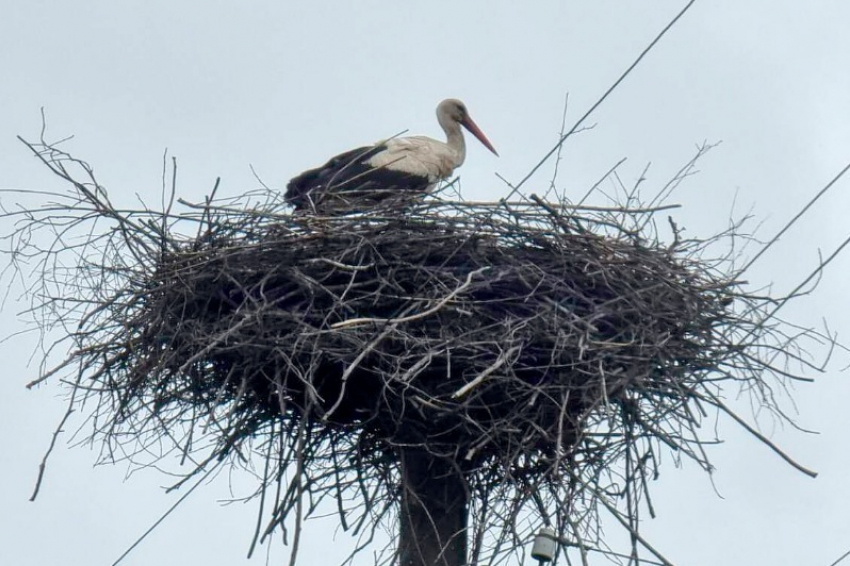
452, 346, 520, 398
701, 392, 818, 478
330, 266, 490, 329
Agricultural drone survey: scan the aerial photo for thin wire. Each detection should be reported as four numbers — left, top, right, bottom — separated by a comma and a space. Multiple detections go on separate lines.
761, 229, 850, 326
829, 548, 850, 566
737, 160, 850, 276
111, 465, 217, 566
504, 0, 700, 201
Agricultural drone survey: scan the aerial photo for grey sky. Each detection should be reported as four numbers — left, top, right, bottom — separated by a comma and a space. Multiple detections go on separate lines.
2, 1, 849, 564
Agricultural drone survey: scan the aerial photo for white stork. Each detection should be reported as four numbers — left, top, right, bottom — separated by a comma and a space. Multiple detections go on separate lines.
285, 99, 498, 214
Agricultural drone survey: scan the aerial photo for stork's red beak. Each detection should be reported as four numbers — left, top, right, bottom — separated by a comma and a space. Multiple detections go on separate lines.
461, 116, 499, 157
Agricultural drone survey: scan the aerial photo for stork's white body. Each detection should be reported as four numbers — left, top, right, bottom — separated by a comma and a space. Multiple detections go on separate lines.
365, 135, 465, 185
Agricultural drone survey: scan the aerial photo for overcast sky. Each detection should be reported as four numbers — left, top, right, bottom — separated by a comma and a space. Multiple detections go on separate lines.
2, 1, 850, 565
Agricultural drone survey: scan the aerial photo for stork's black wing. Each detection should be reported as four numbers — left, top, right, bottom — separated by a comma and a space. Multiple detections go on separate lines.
285, 145, 432, 214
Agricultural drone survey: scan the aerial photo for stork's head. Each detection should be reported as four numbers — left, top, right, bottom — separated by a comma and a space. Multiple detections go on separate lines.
437, 99, 499, 156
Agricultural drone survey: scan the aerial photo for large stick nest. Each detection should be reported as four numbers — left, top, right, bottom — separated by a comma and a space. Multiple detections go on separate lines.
8, 139, 823, 565
146, 207, 722, 471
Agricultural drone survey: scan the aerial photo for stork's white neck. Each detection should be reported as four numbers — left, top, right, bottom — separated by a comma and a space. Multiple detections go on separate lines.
439, 116, 466, 168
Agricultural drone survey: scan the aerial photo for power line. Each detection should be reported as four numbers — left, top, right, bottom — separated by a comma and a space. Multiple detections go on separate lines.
504, 0, 701, 201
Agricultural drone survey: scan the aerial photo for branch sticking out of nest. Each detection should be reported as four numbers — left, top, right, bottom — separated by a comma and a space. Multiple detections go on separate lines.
5, 136, 828, 566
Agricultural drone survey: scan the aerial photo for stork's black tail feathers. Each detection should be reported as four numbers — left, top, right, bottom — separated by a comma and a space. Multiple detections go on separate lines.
285, 146, 377, 206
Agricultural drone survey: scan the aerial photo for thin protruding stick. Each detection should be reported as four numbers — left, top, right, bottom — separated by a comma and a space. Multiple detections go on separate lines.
701, 393, 818, 478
